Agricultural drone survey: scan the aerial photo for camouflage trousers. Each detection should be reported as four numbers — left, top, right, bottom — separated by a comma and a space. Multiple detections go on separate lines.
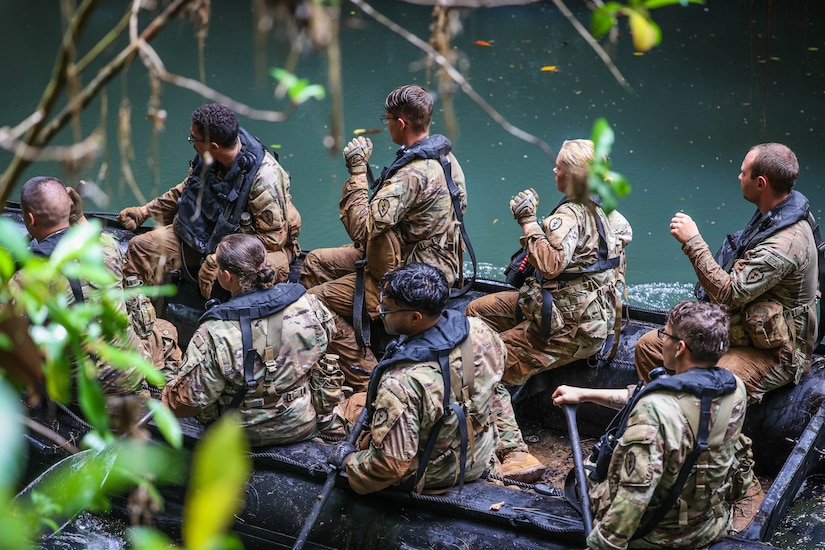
465, 291, 603, 386
300, 243, 364, 289
124, 225, 290, 287
135, 317, 182, 384
635, 328, 793, 403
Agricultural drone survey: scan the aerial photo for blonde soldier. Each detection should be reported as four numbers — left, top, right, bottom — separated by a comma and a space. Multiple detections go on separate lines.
553, 301, 755, 550
327, 264, 506, 494
635, 143, 819, 403
162, 234, 341, 447
20, 177, 180, 394
467, 139, 631, 385
301, 84, 467, 391
118, 103, 301, 300
465, 139, 631, 480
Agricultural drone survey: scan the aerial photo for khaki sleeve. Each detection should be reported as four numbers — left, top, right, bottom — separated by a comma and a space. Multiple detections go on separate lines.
146, 180, 186, 225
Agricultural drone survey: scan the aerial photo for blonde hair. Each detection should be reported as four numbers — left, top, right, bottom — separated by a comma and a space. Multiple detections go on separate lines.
558, 139, 594, 201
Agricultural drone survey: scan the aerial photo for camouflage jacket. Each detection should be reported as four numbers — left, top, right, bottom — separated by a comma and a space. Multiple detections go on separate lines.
587, 374, 752, 550
163, 291, 335, 446
31, 229, 144, 394
146, 132, 301, 260
345, 315, 505, 494
682, 217, 818, 382
339, 136, 467, 286
518, 200, 632, 340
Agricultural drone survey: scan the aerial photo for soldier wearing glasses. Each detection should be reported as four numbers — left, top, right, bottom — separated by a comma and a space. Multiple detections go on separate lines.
117, 103, 301, 301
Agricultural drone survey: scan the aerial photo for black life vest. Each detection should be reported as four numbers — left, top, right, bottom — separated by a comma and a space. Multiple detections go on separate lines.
174, 127, 266, 256
364, 309, 474, 492
200, 283, 306, 410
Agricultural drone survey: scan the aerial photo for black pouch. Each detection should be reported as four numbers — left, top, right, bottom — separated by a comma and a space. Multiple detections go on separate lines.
504, 248, 534, 288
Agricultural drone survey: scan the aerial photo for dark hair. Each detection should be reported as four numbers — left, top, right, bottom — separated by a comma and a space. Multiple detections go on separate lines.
191, 103, 239, 148
749, 143, 798, 195
384, 85, 433, 134
215, 234, 276, 291
20, 176, 71, 227
380, 263, 448, 316
666, 300, 729, 364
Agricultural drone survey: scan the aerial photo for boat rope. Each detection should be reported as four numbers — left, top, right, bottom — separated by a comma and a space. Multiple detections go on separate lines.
485, 472, 565, 497
248, 451, 332, 476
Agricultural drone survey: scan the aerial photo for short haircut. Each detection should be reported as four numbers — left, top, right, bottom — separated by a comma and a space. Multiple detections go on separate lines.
20, 176, 72, 228
558, 139, 594, 202
380, 263, 449, 317
384, 85, 433, 134
191, 103, 239, 148
666, 300, 730, 364
749, 142, 798, 195
215, 233, 275, 291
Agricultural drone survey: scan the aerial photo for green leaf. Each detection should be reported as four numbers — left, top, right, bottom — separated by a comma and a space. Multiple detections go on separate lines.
591, 7, 617, 39
76, 362, 111, 436
0, 218, 33, 265
183, 415, 251, 550
146, 399, 183, 449
0, 382, 24, 491
292, 83, 326, 104
645, 0, 704, 8
48, 221, 104, 269
591, 117, 615, 160
129, 526, 177, 550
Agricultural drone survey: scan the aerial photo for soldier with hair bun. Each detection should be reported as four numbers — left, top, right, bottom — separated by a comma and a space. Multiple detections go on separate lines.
162, 233, 341, 446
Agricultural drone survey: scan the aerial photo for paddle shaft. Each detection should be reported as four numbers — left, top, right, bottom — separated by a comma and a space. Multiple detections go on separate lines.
292, 407, 369, 550
563, 404, 594, 536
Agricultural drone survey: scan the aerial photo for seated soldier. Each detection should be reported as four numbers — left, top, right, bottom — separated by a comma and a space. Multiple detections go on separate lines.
161, 234, 344, 446
327, 263, 541, 494
20, 176, 180, 394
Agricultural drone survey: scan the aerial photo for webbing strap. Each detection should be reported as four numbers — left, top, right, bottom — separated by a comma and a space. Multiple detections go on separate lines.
353, 259, 371, 349
807, 212, 825, 346
228, 308, 285, 411
440, 154, 477, 298
632, 392, 714, 541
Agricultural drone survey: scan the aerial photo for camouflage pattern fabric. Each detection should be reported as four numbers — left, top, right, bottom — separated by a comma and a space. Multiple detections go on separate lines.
162, 293, 336, 447
586, 376, 753, 550
124, 146, 299, 286
345, 317, 505, 495
637, 219, 818, 402
466, 202, 632, 385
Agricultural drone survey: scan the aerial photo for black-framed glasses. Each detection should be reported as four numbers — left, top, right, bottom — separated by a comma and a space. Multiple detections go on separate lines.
187, 134, 208, 144
380, 115, 400, 125
657, 328, 691, 351
378, 303, 416, 318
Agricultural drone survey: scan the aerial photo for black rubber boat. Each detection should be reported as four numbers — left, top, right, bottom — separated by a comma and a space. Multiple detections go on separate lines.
9, 206, 825, 549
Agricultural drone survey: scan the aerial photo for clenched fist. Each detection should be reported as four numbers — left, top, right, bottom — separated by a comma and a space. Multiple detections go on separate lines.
117, 205, 150, 231
509, 188, 539, 225
343, 137, 373, 175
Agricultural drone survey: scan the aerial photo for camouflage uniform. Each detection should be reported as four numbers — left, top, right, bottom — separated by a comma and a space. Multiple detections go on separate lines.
587, 375, 753, 549
636, 214, 818, 403
345, 316, 503, 495
161, 292, 336, 447
467, 201, 632, 385
304, 138, 467, 388
124, 133, 300, 287
31, 230, 179, 394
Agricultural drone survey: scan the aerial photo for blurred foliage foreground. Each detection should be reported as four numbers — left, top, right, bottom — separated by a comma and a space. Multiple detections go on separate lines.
0, 217, 251, 549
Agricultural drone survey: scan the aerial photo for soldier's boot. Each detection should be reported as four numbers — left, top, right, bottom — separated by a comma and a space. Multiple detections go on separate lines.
499, 451, 546, 483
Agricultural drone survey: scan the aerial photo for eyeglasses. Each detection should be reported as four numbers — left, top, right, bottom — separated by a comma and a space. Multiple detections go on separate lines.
378, 303, 416, 318
187, 134, 208, 144
657, 328, 691, 351
380, 115, 401, 125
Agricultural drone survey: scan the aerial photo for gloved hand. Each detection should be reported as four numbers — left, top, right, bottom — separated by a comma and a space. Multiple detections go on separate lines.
328, 440, 357, 468
343, 137, 373, 175
509, 188, 539, 225
66, 186, 85, 225
198, 253, 219, 299
118, 205, 150, 231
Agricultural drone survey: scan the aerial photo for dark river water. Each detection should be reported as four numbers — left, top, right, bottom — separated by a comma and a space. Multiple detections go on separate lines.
1, 1, 824, 310
3, 2, 825, 547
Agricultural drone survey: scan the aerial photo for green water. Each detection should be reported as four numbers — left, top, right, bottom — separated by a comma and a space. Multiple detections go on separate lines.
1, 1, 823, 311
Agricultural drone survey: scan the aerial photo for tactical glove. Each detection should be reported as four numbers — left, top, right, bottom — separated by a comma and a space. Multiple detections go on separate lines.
509, 188, 539, 225
343, 137, 373, 175
198, 253, 219, 299
328, 440, 357, 468
66, 186, 85, 225
118, 205, 150, 231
